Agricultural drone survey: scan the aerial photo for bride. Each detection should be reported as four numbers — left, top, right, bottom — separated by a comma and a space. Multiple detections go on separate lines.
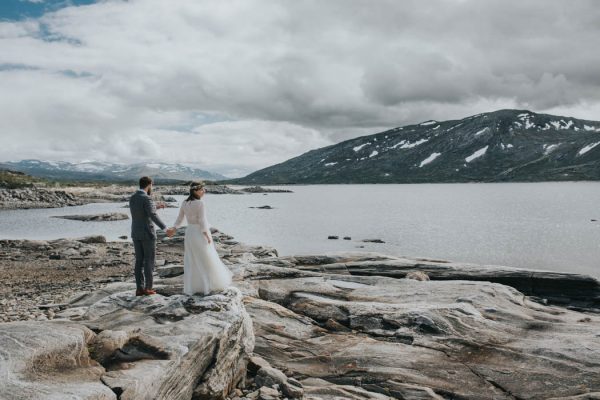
167, 182, 232, 296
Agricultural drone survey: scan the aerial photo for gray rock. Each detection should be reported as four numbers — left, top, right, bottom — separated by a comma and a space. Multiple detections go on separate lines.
281, 378, 304, 399
301, 377, 394, 399
282, 253, 600, 311
258, 386, 280, 400
241, 186, 293, 193
77, 235, 108, 244
362, 238, 385, 243
0, 284, 254, 400
157, 264, 184, 278
255, 366, 288, 388
248, 355, 272, 374
52, 212, 129, 222
0, 321, 116, 399
239, 257, 600, 399
406, 271, 430, 281
0, 187, 83, 210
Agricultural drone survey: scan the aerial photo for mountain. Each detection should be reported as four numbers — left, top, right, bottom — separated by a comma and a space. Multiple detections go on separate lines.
1, 160, 227, 183
229, 109, 600, 184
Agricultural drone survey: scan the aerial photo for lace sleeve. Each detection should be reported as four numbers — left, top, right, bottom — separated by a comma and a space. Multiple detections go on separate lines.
198, 200, 210, 233
173, 202, 186, 228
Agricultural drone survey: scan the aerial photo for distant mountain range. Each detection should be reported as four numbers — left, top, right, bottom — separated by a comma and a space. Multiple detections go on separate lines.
0, 160, 227, 183
229, 109, 600, 184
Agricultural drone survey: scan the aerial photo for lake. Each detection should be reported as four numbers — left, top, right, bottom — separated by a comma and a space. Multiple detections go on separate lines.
1, 182, 599, 277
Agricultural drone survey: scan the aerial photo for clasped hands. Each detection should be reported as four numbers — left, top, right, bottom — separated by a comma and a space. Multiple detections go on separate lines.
166, 227, 177, 237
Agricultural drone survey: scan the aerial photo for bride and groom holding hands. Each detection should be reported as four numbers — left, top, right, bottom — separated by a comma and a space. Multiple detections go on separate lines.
129, 176, 232, 296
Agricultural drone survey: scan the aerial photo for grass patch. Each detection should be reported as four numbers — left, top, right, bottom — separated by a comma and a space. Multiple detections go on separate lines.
0, 169, 44, 189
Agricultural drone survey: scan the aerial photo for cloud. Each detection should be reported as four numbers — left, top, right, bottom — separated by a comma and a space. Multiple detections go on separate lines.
1, 0, 600, 176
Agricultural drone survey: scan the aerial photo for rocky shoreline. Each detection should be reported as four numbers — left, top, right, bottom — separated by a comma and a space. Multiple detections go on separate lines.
0, 187, 84, 209
0, 184, 291, 210
1, 230, 600, 399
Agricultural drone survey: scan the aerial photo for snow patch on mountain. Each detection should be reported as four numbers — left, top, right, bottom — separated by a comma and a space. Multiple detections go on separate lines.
465, 146, 489, 163
578, 141, 600, 156
353, 143, 371, 152
543, 144, 560, 155
400, 138, 429, 149
419, 152, 442, 167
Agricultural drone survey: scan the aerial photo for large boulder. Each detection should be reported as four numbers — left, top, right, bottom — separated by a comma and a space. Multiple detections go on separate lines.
0, 283, 254, 400
0, 321, 116, 399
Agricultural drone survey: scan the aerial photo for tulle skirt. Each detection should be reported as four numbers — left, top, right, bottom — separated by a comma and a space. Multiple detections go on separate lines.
183, 224, 232, 296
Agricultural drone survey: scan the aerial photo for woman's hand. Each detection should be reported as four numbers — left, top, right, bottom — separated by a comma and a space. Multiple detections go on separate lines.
203, 232, 212, 244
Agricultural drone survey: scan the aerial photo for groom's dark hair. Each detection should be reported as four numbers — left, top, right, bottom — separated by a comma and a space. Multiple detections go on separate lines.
139, 176, 153, 189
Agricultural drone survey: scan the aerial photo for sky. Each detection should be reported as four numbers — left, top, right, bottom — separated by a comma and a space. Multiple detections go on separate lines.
1, 0, 599, 177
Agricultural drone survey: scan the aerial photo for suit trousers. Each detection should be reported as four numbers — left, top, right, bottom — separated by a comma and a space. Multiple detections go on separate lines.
133, 239, 156, 289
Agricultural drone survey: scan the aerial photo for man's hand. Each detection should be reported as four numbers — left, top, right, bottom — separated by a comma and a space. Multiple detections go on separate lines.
166, 227, 176, 238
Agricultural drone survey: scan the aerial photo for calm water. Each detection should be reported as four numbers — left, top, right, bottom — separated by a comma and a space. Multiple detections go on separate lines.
1, 183, 599, 277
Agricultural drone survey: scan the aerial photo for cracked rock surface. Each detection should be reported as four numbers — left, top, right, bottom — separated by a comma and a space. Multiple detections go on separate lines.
2, 230, 600, 399
232, 253, 600, 399
0, 282, 254, 400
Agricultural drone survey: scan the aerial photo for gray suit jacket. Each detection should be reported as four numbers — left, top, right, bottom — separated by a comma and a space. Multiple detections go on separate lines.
129, 189, 167, 240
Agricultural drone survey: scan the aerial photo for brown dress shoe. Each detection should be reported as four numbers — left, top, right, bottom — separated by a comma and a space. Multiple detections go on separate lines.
136, 288, 145, 296
144, 288, 157, 295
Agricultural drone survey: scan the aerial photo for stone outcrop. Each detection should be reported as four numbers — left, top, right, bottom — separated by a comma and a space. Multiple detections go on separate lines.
0, 187, 83, 209
230, 253, 600, 399
52, 212, 129, 222
273, 253, 600, 312
0, 321, 115, 399
0, 282, 254, 400
0, 237, 111, 262
3, 231, 600, 399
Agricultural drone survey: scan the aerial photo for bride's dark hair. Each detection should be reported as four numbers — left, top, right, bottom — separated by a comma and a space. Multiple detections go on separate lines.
185, 181, 205, 202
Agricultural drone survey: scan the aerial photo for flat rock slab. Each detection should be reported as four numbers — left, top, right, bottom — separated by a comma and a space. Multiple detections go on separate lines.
275, 252, 600, 311
238, 257, 600, 399
52, 213, 129, 222
157, 264, 184, 278
241, 186, 293, 193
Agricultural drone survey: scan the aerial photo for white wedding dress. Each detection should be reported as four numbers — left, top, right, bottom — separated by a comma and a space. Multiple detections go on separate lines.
173, 199, 232, 296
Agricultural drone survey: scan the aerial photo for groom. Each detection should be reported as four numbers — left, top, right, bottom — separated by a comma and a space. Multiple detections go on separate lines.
130, 176, 167, 296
